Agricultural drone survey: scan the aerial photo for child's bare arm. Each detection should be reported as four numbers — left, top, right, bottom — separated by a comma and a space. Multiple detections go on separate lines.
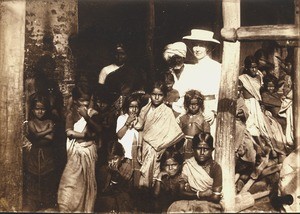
66, 129, 86, 139
28, 121, 54, 140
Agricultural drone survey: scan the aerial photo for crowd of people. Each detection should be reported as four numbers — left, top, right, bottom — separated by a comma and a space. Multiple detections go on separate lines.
22, 29, 296, 213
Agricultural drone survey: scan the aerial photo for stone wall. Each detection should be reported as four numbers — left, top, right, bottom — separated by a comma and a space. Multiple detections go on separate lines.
24, 0, 78, 105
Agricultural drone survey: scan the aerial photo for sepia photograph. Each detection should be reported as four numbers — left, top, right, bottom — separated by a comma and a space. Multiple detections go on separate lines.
0, 0, 299, 213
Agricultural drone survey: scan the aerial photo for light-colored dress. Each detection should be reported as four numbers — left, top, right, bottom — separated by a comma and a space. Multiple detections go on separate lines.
58, 109, 97, 213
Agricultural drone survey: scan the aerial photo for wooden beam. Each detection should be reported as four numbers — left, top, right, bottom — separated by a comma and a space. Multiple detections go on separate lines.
0, 0, 25, 210
215, 0, 240, 212
221, 25, 300, 42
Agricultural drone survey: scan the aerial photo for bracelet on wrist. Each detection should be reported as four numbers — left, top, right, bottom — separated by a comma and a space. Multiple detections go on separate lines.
196, 190, 200, 199
154, 177, 163, 182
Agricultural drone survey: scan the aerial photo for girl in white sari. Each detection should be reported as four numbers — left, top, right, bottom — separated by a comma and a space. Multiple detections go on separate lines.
58, 86, 98, 212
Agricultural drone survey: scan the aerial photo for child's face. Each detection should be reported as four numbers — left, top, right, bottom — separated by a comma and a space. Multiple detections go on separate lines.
150, 88, 164, 107
75, 95, 90, 108
162, 158, 180, 177
165, 81, 174, 91
33, 101, 47, 120
187, 98, 200, 115
128, 101, 139, 116
193, 142, 213, 164
94, 98, 109, 112
247, 63, 258, 77
267, 82, 275, 93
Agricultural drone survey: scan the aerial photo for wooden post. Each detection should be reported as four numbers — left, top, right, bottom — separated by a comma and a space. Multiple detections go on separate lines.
0, 0, 25, 211
293, 0, 300, 148
215, 0, 240, 212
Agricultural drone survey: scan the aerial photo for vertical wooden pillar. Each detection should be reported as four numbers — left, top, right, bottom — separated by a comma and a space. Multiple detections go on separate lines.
293, 0, 300, 148
0, 0, 25, 211
215, 0, 240, 212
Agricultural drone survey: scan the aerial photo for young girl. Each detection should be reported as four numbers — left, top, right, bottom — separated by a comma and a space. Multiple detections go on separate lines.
116, 94, 141, 186
134, 80, 184, 188
153, 148, 185, 212
95, 141, 134, 213
57, 86, 98, 212
24, 95, 57, 211
177, 90, 210, 159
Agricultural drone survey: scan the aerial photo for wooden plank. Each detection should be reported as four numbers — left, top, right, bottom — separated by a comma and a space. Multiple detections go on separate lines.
221, 25, 299, 42
215, 0, 240, 212
0, 0, 26, 211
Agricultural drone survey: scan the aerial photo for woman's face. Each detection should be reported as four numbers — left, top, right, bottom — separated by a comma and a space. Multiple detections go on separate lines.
193, 44, 208, 60
162, 158, 180, 177
128, 100, 139, 116
193, 141, 213, 164
33, 101, 46, 120
150, 88, 164, 107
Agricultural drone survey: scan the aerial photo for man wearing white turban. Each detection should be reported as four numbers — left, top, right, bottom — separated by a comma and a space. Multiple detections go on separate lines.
163, 42, 194, 114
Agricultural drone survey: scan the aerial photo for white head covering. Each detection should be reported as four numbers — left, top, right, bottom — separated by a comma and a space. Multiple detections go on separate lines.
183, 29, 220, 44
163, 41, 187, 61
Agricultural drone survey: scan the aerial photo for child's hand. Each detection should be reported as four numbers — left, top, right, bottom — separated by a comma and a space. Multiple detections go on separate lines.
78, 106, 88, 118
158, 171, 169, 179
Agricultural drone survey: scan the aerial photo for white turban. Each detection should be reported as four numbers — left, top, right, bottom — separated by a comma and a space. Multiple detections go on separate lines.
163, 41, 187, 61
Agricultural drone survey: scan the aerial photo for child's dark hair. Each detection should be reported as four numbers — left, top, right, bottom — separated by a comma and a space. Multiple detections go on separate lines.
160, 148, 184, 171
149, 80, 168, 96
184, 90, 204, 111
30, 94, 51, 118
244, 55, 257, 69
72, 85, 91, 101
164, 72, 175, 84
192, 132, 214, 150
108, 141, 125, 157
122, 94, 141, 113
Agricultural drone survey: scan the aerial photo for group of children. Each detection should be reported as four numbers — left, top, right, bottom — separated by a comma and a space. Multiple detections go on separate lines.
22, 39, 294, 213
24, 68, 224, 212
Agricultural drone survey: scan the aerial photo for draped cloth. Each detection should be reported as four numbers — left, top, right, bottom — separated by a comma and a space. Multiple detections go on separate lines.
182, 157, 213, 192
58, 110, 97, 213
168, 158, 222, 213
136, 102, 184, 188
239, 74, 286, 153
279, 91, 294, 147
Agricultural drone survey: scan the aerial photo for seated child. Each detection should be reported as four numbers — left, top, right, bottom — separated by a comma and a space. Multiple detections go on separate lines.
95, 141, 134, 213
177, 90, 210, 159
153, 148, 185, 212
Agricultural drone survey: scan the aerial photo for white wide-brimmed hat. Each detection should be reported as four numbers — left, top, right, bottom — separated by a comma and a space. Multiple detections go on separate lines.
183, 29, 220, 44
163, 41, 187, 61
